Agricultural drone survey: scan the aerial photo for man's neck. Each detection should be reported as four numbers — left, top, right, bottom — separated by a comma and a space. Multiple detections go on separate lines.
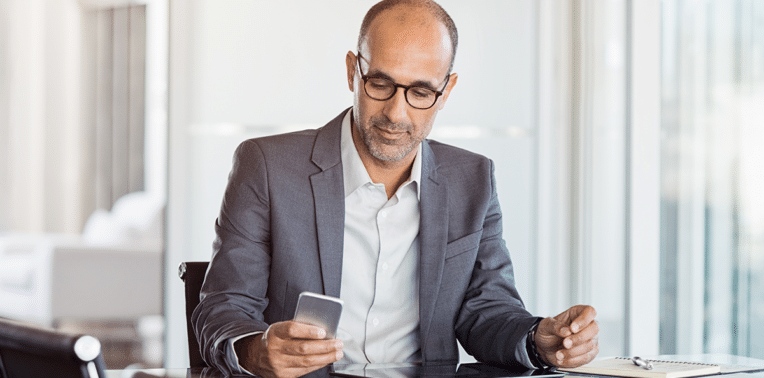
351, 122, 416, 200
364, 157, 414, 200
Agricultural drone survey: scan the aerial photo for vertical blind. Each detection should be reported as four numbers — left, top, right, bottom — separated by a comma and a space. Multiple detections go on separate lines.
85, 5, 147, 213
0, 2, 146, 233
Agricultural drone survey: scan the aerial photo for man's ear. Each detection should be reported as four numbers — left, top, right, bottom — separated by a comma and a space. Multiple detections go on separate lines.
437, 72, 458, 110
345, 51, 356, 92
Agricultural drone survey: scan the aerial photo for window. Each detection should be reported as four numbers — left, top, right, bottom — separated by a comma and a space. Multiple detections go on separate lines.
660, 0, 764, 357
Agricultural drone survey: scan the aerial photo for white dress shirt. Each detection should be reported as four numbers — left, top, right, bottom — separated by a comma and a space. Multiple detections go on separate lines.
229, 111, 423, 373
336, 111, 422, 364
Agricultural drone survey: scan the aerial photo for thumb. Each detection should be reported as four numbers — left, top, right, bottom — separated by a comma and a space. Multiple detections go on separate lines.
545, 316, 572, 338
537, 317, 568, 341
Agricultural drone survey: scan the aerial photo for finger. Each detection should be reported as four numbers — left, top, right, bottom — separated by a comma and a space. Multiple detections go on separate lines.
568, 306, 597, 334
563, 320, 599, 348
537, 317, 571, 340
553, 304, 590, 324
288, 348, 344, 368
282, 338, 344, 357
536, 317, 556, 338
274, 321, 328, 340
541, 348, 565, 367
277, 355, 341, 378
556, 341, 599, 368
551, 317, 573, 338
259, 340, 343, 378
553, 305, 596, 335
561, 334, 598, 359
538, 317, 597, 366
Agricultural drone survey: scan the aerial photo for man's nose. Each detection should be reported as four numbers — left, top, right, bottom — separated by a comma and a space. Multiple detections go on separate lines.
382, 87, 410, 124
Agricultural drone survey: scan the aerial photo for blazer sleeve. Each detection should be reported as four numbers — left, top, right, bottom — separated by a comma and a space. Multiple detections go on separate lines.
453, 159, 541, 368
191, 139, 273, 375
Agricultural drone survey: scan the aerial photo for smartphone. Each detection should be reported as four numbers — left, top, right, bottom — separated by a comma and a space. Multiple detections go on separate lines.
293, 292, 344, 339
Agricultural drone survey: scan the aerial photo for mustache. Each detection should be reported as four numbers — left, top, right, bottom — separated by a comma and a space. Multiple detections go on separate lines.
369, 116, 412, 132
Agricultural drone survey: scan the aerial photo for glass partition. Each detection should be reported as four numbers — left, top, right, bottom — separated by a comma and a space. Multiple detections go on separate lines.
660, 0, 764, 357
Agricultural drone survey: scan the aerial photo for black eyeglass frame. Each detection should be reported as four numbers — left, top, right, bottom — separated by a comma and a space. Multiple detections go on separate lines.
356, 52, 450, 110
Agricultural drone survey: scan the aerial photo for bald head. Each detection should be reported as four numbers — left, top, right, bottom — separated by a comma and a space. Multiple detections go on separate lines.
357, 0, 458, 74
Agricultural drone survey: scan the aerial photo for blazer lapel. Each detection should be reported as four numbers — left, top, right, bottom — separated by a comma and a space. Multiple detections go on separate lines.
308, 111, 450, 348
417, 140, 448, 355
309, 109, 349, 298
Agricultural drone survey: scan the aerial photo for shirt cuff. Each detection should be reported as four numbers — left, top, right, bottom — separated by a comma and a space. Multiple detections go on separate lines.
227, 331, 264, 376
516, 330, 537, 369
524, 318, 556, 370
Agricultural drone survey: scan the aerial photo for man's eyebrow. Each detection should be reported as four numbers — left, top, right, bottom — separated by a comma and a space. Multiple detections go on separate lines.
366, 69, 440, 91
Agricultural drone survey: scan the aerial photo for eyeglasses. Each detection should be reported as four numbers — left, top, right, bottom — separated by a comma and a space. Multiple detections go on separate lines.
356, 52, 450, 110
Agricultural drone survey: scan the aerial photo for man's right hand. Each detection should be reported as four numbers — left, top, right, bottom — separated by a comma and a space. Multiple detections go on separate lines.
234, 321, 344, 378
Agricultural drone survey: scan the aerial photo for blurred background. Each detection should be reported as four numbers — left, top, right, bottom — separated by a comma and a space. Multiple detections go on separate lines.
0, 0, 762, 369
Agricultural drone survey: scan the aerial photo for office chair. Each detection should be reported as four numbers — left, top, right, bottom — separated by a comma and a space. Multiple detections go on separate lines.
0, 317, 107, 378
178, 261, 210, 368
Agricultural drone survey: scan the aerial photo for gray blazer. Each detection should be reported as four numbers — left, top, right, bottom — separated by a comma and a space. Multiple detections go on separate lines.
193, 108, 539, 375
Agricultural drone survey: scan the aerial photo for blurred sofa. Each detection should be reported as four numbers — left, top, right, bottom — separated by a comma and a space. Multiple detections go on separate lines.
0, 191, 163, 325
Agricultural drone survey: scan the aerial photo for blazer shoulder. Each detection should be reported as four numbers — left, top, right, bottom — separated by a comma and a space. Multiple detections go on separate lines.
244, 128, 319, 149
232, 108, 346, 171
232, 128, 320, 162
426, 139, 493, 173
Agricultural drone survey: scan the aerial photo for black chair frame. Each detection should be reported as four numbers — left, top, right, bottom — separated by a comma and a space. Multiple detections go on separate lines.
178, 261, 210, 368
0, 317, 107, 378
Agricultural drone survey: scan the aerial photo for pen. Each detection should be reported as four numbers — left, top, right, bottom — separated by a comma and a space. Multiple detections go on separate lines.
632, 356, 654, 370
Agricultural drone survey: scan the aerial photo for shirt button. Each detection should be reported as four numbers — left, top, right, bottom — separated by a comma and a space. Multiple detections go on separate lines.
382, 263, 389, 271
372, 318, 380, 326
379, 211, 387, 218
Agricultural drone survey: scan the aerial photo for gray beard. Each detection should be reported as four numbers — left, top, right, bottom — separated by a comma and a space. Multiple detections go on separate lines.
362, 118, 419, 162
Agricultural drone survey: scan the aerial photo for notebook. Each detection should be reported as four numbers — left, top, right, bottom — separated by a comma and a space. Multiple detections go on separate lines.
560, 357, 721, 378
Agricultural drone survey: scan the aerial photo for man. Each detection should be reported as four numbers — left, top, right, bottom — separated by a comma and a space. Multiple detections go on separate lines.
193, 1, 599, 377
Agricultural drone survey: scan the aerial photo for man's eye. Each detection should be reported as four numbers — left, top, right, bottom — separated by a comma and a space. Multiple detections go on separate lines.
410, 88, 434, 99
368, 79, 391, 90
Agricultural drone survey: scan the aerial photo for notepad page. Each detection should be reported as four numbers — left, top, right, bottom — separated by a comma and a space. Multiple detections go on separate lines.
560, 357, 721, 378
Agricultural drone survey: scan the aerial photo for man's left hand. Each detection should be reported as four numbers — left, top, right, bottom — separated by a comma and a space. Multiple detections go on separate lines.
535, 305, 599, 368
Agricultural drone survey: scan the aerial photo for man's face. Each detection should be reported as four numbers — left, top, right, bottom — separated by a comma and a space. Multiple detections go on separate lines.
346, 8, 458, 165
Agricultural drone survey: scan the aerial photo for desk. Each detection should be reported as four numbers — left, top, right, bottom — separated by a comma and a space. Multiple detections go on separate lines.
106, 368, 238, 378
105, 365, 537, 378
106, 355, 764, 378
105, 368, 764, 378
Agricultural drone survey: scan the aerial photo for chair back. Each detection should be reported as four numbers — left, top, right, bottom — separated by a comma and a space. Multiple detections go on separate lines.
0, 317, 107, 378
178, 261, 210, 368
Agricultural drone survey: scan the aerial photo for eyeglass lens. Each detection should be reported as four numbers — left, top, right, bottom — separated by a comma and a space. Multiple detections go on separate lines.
364, 77, 439, 109
357, 53, 444, 110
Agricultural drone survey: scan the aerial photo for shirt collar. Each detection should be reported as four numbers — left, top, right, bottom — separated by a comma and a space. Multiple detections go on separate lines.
340, 111, 422, 200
